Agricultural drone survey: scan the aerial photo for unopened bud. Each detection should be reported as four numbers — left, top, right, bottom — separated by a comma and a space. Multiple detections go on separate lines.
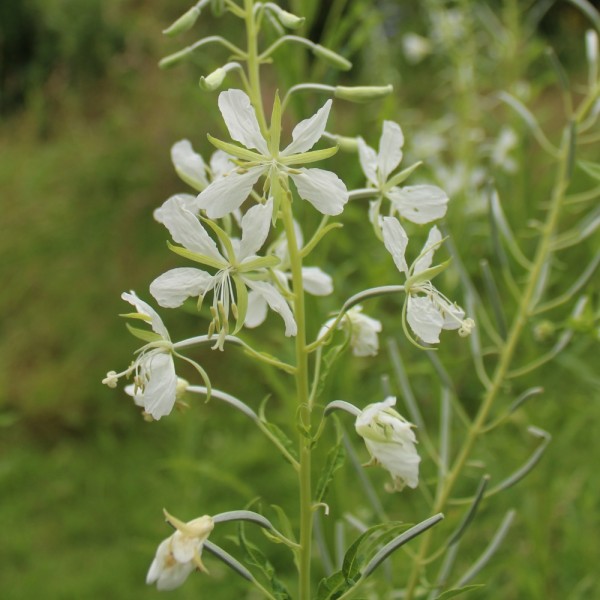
211, 0, 226, 17
159, 47, 192, 69
163, 6, 200, 37
271, 7, 305, 29
199, 67, 227, 91
313, 44, 352, 71
334, 84, 393, 103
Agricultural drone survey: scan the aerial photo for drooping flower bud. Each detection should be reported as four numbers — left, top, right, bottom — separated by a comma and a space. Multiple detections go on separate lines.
199, 67, 227, 91
269, 5, 305, 29
163, 6, 201, 37
334, 85, 394, 103
313, 44, 352, 71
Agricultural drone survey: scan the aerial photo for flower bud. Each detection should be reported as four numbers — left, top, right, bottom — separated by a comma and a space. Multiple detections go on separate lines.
334, 84, 394, 103
163, 6, 200, 37
313, 44, 352, 71
159, 48, 192, 70
211, 0, 226, 17
270, 6, 305, 29
199, 67, 227, 91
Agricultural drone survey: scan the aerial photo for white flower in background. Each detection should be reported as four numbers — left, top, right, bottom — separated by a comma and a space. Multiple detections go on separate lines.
402, 33, 432, 64
319, 306, 382, 357
355, 397, 420, 491
489, 127, 518, 174
358, 121, 448, 225
150, 196, 297, 347
101, 291, 178, 420
381, 216, 473, 344
196, 89, 348, 218
146, 510, 214, 591
245, 222, 333, 329
171, 139, 236, 192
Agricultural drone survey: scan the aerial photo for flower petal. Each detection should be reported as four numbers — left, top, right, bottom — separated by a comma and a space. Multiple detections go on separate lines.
245, 280, 297, 336
377, 121, 404, 180
150, 268, 214, 308
238, 199, 272, 260
407, 295, 444, 344
138, 351, 178, 420
196, 166, 264, 219
388, 184, 449, 225
302, 266, 333, 296
358, 137, 378, 186
413, 225, 442, 275
244, 290, 268, 328
381, 216, 409, 274
282, 99, 332, 156
218, 89, 269, 155
171, 140, 208, 191
290, 168, 348, 215
121, 290, 169, 340
154, 196, 223, 260
209, 150, 235, 179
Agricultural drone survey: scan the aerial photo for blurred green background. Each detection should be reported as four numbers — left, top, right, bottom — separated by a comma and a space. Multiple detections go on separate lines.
1, 0, 599, 598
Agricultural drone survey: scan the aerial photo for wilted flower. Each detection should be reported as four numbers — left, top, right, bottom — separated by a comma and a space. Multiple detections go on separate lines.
196, 89, 348, 218
355, 397, 420, 491
358, 121, 448, 226
151, 196, 296, 347
146, 510, 214, 591
381, 217, 473, 344
319, 305, 382, 357
102, 291, 178, 420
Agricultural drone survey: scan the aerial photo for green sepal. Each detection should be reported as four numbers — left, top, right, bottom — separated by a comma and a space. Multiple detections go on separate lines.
269, 91, 282, 157
199, 216, 236, 262
231, 275, 248, 334
384, 161, 422, 189
407, 258, 452, 288
280, 145, 338, 166
239, 255, 281, 272
119, 311, 152, 323
125, 323, 163, 344
174, 166, 207, 192
207, 134, 265, 162
167, 240, 225, 270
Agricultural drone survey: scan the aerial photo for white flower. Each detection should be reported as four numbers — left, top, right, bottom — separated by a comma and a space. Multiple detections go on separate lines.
358, 121, 448, 225
146, 511, 214, 591
355, 397, 420, 491
150, 196, 296, 347
196, 89, 348, 218
381, 216, 472, 344
102, 291, 178, 420
319, 306, 382, 357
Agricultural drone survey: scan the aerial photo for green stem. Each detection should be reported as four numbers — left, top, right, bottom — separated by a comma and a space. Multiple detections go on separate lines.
403, 127, 572, 600
281, 193, 312, 600
244, 0, 268, 134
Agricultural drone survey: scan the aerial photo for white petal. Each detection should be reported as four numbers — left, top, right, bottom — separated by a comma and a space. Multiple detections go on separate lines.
171, 533, 200, 563
150, 268, 214, 308
238, 199, 272, 260
121, 291, 169, 340
364, 437, 420, 488
244, 290, 268, 328
302, 266, 333, 296
407, 295, 444, 344
413, 226, 442, 275
209, 150, 235, 179
171, 140, 208, 191
282, 99, 332, 156
139, 352, 178, 420
377, 121, 404, 180
196, 166, 264, 219
290, 168, 348, 216
146, 538, 171, 585
381, 217, 409, 274
154, 196, 223, 260
218, 89, 269, 155
358, 137, 378, 186
245, 280, 297, 336
437, 295, 465, 330
389, 184, 449, 225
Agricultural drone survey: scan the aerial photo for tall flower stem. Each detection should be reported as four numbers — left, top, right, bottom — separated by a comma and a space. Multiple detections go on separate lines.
281, 194, 313, 600
403, 125, 573, 599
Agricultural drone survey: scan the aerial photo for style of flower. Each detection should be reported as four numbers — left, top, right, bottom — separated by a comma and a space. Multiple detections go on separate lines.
171, 139, 235, 192
150, 196, 297, 347
245, 223, 333, 328
102, 291, 178, 420
319, 305, 382, 357
146, 510, 214, 591
355, 397, 420, 491
195, 89, 348, 219
381, 216, 474, 344
358, 120, 448, 225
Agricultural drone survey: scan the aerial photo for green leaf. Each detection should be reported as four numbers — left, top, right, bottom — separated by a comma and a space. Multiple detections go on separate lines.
315, 335, 350, 400
578, 159, 600, 181
261, 422, 299, 463
125, 323, 162, 344
434, 584, 485, 599
315, 426, 346, 503
316, 571, 352, 600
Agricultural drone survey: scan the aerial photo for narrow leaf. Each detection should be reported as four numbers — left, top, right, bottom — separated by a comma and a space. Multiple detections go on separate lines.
434, 584, 486, 600
316, 427, 346, 502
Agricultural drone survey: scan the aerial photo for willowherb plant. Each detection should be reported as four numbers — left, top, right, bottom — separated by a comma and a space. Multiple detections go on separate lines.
103, 1, 600, 598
